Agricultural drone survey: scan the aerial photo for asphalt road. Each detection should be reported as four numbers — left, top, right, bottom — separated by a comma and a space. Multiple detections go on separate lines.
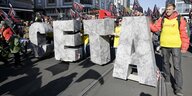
0, 50, 192, 96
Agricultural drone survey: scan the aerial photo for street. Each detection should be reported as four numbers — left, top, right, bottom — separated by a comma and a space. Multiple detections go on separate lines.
0, 50, 192, 96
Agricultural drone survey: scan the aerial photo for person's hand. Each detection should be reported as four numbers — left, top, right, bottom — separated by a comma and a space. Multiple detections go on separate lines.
156, 70, 161, 80
181, 50, 187, 53
113, 33, 117, 36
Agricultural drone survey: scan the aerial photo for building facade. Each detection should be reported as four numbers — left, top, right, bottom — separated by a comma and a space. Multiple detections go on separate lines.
0, 0, 33, 20
34, 0, 130, 19
175, 0, 191, 17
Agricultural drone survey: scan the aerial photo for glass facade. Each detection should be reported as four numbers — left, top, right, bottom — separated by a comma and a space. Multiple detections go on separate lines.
177, 0, 183, 2
0, 0, 8, 5
48, 0, 56, 3
176, 1, 191, 15
63, 0, 73, 5
64, 0, 72, 2
80, 0, 92, 4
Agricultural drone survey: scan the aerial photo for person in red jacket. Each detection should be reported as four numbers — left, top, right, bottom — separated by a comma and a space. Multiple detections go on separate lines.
1, 22, 13, 41
1, 21, 22, 68
150, 3, 189, 96
0, 21, 9, 64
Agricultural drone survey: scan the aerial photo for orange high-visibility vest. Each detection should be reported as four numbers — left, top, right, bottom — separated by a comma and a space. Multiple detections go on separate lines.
160, 18, 181, 48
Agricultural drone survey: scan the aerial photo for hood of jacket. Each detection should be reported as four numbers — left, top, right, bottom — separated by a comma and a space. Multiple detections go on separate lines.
164, 11, 179, 20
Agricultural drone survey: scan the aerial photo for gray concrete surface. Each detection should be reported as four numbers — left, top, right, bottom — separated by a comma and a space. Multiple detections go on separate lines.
0, 50, 192, 96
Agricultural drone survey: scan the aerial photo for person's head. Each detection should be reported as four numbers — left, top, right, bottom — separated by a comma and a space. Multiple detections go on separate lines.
1, 21, 9, 29
115, 16, 122, 26
134, 7, 144, 16
189, 9, 192, 19
165, 3, 176, 16
25, 21, 29, 26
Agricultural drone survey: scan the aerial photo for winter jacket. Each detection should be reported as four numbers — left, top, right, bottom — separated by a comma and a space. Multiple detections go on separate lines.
150, 11, 189, 51
2, 27, 13, 41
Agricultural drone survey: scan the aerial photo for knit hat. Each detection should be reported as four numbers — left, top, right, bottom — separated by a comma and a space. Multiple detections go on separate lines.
115, 16, 122, 23
135, 7, 143, 13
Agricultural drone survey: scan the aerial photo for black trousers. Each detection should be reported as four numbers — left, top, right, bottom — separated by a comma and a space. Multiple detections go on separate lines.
13, 52, 20, 66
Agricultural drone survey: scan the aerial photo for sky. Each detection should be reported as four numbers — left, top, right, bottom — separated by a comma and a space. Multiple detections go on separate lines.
130, 0, 166, 11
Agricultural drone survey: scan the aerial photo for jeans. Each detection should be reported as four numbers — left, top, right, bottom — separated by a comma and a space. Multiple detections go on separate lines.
83, 44, 90, 58
161, 47, 183, 91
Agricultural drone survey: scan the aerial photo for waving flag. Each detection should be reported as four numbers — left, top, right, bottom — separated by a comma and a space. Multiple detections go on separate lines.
0, 8, 13, 26
144, 11, 147, 16
0, 9, 9, 20
183, 0, 192, 4
132, 0, 141, 10
146, 7, 153, 17
108, 2, 116, 16
8, 3, 20, 23
152, 4, 160, 20
8, 3, 16, 17
70, 9, 76, 18
55, 8, 61, 19
73, 2, 84, 12
166, 0, 175, 4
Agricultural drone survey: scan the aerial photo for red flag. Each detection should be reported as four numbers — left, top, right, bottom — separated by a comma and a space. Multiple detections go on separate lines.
0, 9, 9, 20
69, 9, 76, 17
8, 3, 21, 23
73, 2, 84, 12
10, 15, 20, 23
8, 3, 16, 17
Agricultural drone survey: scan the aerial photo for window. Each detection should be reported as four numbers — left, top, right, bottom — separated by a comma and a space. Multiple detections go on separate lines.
48, 0, 55, 3
38, 0, 41, 3
0, 0, 8, 4
182, 3, 190, 13
177, 0, 183, 2
63, 0, 72, 5
80, 0, 92, 4
64, 0, 72, 2
177, 3, 182, 13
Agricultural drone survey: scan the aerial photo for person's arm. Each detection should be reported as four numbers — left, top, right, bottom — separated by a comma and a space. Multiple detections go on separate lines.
180, 17, 190, 53
150, 17, 163, 32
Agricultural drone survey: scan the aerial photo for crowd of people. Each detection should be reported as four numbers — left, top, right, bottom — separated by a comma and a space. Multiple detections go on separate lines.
0, 19, 32, 68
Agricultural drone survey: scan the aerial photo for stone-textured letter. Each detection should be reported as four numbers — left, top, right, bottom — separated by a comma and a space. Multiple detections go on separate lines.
29, 22, 54, 58
83, 18, 114, 65
112, 16, 158, 87
53, 20, 83, 62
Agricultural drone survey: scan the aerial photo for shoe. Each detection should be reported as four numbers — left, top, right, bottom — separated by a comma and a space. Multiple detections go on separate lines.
176, 92, 184, 96
164, 81, 171, 86
175, 89, 184, 96
164, 78, 170, 83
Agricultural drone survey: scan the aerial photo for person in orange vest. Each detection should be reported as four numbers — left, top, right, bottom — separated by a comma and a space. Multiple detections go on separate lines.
113, 16, 122, 55
150, 3, 189, 96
